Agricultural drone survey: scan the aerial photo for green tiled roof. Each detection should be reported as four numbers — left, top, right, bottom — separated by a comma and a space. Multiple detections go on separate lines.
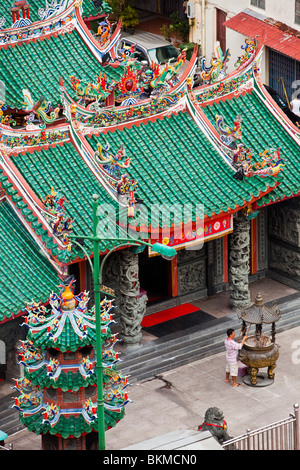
0, 28, 123, 109
86, 110, 277, 223
200, 89, 299, 207
9, 141, 119, 259
20, 406, 124, 438
0, 0, 104, 23
0, 200, 60, 322
20, 411, 98, 438
24, 366, 96, 392
81, 0, 110, 18
25, 306, 111, 352
0, 1, 47, 23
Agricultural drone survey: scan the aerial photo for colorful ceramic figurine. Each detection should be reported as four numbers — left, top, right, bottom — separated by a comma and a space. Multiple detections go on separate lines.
201, 42, 231, 83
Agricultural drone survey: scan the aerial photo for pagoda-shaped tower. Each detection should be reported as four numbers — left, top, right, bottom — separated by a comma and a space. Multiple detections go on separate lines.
12, 276, 130, 450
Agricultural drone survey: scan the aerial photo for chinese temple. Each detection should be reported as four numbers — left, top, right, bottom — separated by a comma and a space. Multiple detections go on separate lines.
0, 0, 299, 391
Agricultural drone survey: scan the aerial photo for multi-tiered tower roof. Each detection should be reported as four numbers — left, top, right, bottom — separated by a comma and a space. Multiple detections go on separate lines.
12, 276, 129, 450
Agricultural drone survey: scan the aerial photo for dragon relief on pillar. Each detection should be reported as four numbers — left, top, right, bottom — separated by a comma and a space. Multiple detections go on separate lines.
119, 251, 147, 346
229, 217, 250, 308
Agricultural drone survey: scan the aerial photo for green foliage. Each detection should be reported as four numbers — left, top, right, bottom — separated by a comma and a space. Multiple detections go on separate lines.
169, 11, 190, 42
106, 0, 126, 18
120, 5, 139, 32
160, 23, 172, 42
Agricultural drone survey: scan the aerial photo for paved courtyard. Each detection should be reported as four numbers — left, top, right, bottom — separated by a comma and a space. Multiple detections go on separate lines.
4, 322, 300, 450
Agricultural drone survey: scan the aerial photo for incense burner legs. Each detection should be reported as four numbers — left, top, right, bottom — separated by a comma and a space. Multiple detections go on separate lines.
239, 342, 279, 386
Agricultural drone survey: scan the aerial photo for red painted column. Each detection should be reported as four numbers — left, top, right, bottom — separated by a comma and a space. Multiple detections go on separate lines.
79, 260, 87, 292
105, 90, 115, 107
171, 256, 178, 297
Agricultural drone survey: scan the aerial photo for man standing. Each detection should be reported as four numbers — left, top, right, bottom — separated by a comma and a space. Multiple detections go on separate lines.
290, 97, 300, 117
224, 328, 247, 387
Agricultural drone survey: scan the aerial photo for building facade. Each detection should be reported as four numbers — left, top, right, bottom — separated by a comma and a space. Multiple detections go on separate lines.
0, 0, 299, 390
188, 0, 300, 100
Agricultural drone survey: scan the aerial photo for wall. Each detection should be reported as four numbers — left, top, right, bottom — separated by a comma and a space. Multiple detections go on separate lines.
268, 198, 300, 289
189, 0, 299, 83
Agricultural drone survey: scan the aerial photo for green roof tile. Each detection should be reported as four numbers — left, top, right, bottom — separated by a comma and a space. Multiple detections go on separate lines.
0, 200, 60, 322
10, 141, 119, 258
87, 110, 277, 225
24, 365, 97, 392
0, 28, 123, 109
0, 0, 105, 25
20, 407, 124, 438
201, 90, 299, 207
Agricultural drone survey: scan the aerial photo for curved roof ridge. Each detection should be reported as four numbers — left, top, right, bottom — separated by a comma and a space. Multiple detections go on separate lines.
253, 75, 300, 143
0, 121, 69, 154
59, 48, 198, 134
0, 0, 78, 48
186, 92, 235, 169
192, 35, 264, 106
0, 145, 70, 253
74, 6, 122, 61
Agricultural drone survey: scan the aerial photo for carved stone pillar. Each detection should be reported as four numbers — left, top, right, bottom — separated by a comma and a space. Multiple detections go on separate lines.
119, 250, 148, 347
229, 216, 251, 309
268, 200, 300, 288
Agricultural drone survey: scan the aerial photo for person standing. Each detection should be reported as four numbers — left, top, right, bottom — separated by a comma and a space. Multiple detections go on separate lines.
290, 97, 300, 117
224, 328, 247, 387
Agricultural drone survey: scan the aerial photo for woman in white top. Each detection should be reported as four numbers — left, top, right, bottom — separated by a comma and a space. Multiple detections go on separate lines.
290, 98, 300, 117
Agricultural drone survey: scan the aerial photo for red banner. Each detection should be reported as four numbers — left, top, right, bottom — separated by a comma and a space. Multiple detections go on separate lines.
149, 214, 233, 256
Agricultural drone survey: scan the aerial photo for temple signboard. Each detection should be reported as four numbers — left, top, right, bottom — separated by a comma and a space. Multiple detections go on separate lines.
148, 213, 233, 256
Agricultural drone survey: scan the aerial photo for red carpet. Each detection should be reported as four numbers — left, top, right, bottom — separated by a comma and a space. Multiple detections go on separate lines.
141, 303, 200, 328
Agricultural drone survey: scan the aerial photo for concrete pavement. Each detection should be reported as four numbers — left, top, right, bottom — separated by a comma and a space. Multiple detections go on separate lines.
3, 323, 300, 450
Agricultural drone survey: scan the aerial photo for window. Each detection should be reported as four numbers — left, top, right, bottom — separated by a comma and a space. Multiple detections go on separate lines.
148, 45, 180, 64
251, 0, 265, 8
296, 0, 300, 24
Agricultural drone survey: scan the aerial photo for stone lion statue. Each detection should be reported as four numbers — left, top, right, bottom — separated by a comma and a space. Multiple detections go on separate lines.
198, 407, 233, 444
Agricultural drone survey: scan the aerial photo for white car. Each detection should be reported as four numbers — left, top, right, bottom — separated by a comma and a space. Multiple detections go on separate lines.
119, 31, 181, 66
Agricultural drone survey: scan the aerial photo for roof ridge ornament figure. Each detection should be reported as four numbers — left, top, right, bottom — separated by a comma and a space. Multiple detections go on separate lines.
38, 0, 73, 21
94, 142, 138, 215
22, 89, 60, 124
11, 1, 32, 28
215, 114, 285, 180
235, 36, 258, 69
234, 147, 285, 180
216, 114, 242, 149
70, 73, 116, 107
42, 187, 74, 250
201, 41, 231, 83
96, 16, 113, 47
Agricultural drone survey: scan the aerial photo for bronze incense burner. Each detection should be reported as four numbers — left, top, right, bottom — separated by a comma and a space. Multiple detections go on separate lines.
237, 293, 281, 386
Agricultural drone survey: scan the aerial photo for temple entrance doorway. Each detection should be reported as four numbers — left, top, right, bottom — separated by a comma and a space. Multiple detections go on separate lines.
139, 249, 170, 304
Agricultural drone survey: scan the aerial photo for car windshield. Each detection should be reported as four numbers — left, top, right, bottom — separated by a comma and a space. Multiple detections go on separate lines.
148, 45, 180, 64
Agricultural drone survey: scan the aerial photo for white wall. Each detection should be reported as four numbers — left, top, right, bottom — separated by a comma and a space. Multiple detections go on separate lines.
189, 0, 299, 83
